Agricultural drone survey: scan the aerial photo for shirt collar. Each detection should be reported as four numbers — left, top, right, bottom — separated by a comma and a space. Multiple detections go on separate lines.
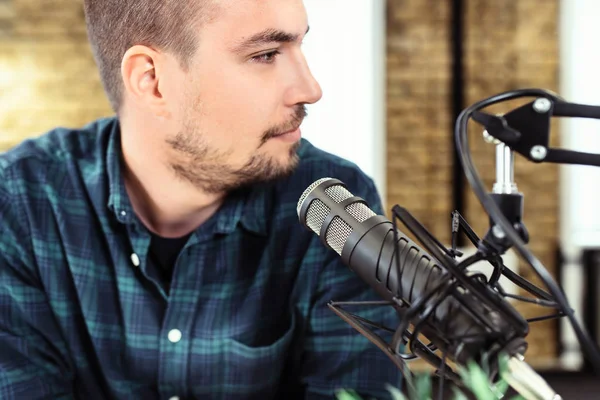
106, 119, 136, 225
104, 118, 268, 236
212, 185, 268, 236
236, 183, 270, 236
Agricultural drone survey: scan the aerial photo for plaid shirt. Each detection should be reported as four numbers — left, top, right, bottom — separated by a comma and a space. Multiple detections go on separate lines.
0, 118, 401, 400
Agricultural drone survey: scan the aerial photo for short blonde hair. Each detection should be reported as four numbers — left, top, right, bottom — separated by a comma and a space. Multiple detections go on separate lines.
83, 0, 216, 112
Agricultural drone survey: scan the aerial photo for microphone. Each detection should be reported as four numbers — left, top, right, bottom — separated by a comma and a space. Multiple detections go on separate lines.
297, 177, 561, 400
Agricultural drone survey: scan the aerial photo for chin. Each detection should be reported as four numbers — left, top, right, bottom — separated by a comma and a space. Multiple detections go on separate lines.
277, 145, 301, 168
267, 153, 300, 181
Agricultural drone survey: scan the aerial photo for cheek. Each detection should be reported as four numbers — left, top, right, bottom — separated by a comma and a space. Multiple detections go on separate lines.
200, 74, 276, 139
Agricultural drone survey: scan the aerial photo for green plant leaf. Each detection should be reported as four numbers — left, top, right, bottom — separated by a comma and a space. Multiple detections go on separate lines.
452, 387, 470, 400
498, 353, 509, 375
492, 377, 510, 398
458, 363, 472, 389
385, 383, 408, 400
402, 370, 418, 400
461, 361, 495, 400
415, 373, 432, 400
335, 389, 363, 400
480, 352, 491, 377
492, 353, 511, 398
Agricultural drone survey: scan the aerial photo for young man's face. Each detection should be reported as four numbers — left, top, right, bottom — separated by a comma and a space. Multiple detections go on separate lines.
162, 0, 322, 194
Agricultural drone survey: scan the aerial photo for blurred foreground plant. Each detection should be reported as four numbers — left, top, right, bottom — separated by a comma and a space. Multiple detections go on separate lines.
336, 355, 526, 400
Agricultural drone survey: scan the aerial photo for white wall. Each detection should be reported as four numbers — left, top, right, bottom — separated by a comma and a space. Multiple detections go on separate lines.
560, 0, 600, 249
301, 0, 387, 203
558, 0, 600, 370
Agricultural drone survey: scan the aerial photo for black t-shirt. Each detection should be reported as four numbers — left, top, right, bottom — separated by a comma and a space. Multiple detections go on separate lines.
147, 233, 191, 292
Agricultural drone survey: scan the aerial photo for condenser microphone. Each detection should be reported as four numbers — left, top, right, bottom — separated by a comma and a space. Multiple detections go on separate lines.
297, 177, 561, 400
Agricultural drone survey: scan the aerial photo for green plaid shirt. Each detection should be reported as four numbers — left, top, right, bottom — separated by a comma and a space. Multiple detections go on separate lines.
0, 118, 401, 399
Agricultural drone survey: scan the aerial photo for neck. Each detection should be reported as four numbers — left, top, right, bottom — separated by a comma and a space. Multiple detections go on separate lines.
119, 117, 225, 238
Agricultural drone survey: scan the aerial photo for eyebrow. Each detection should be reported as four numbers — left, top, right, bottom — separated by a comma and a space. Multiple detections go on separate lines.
231, 26, 310, 54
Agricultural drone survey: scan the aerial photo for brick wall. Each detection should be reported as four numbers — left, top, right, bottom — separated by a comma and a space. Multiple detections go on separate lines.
387, 0, 560, 366
386, 0, 454, 245
0, 0, 112, 150
463, 0, 560, 364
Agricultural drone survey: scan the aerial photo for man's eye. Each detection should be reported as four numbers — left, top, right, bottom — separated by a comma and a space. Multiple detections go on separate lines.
251, 50, 281, 64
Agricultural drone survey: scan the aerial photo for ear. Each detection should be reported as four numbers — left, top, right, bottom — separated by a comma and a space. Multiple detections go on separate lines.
121, 45, 168, 117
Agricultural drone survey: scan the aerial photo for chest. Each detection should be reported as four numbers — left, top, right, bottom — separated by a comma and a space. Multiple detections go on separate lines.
36, 216, 311, 398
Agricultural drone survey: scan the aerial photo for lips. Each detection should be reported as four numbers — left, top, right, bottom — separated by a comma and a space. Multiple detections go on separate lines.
273, 123, 302, 137
270, 126, 302, 143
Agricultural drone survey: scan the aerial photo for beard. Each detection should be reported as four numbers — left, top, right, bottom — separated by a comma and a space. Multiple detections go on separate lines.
166, 105, 306, 194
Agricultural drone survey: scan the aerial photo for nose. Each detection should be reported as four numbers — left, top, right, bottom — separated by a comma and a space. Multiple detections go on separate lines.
286, 53, 323, 106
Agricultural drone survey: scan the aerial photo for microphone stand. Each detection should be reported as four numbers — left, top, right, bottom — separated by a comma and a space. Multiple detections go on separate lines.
479, 132, 529, 256
480, 130, 561, 400
321, 89, 600, 400
457, 89, 600, 398
323, 132, 565, 399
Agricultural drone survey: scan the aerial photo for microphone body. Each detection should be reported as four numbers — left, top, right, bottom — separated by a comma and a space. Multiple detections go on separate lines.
297, 178, 528, 366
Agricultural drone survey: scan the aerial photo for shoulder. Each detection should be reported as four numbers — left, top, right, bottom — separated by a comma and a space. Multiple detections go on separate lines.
0, 117, 115, 194
0, 117, 116, 273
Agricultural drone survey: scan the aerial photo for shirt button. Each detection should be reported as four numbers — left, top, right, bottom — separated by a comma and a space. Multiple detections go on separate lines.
120, 210, 127, 217
168, 329, 182, 343
130, 253, 140, 267
169, 397, 180, 400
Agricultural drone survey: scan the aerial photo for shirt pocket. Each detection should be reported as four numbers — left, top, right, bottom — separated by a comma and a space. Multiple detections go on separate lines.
224, 311, 296, 390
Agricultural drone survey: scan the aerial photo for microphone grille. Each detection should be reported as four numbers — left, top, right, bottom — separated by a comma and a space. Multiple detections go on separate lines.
324, 184, 353, 203
326, 216, 353, 255
345, 201, 376, 223
305, 198, 330, 235
297, 177, 331, 216
298, 178, 378, 255
323, 184, 376, 222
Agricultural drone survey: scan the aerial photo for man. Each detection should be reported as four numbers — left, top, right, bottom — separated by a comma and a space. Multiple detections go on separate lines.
0, 0, 401, 399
